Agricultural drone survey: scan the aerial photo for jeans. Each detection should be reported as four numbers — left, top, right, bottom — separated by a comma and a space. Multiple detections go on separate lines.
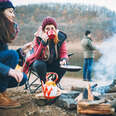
32, 60, 66, 83
0, 50, 27, 93
83, 58, 93, 81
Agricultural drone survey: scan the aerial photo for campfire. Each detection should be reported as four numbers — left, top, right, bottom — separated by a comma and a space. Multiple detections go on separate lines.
34, 79, 116, 115
76, 82, 115, 115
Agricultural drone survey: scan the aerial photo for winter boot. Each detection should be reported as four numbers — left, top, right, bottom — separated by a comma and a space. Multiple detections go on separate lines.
0, 91, 21, 109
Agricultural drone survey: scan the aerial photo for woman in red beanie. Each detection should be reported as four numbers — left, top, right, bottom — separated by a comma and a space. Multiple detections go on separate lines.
23, 16, 68, 85
0, 0, 28, 108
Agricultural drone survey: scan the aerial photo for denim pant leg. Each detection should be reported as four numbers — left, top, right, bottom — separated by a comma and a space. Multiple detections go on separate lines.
8, 73, 27, 88
31, 60, 66, 84
87, 58, 93, 81
0, 50, 25, 92
83, 58, 88, 80
32, 60, 47, 83
47, 61, 66, 84
0, 50, 19, 69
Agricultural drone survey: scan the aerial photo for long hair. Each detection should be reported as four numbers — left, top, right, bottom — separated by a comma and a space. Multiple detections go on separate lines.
53, 32, 59, 44
0, 11, 15, 43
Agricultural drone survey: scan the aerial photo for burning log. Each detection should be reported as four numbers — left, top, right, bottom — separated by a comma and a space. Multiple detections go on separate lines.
106, 86, 116, 93
75, 83, 96, 101
78, 99, 106, 106
77, 83, 115, 115
77, 100, 115, 115
101, 93, 116, 100
87, 83, 94, 100
71, 86, 84, 92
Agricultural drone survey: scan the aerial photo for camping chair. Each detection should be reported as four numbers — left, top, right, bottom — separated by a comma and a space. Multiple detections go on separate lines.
24, 66, 42, 93
16, 48, 41, 93
16, 48, 68, 93
17, 48, 80, 93
24, 53, 75, 93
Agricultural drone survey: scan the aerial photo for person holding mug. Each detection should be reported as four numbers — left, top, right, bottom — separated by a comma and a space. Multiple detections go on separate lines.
23, 16, 68, 85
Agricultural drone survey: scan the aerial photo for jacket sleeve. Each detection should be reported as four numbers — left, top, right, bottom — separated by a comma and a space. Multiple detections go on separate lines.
25, 38, 45, 63
23, 39, 46, 74
59, 41, 68, 59
0, 62, 10, 77
87, 40, 96, 50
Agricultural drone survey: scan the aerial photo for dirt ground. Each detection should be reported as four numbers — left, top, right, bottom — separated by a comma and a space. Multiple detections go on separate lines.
1, 41, 108, 116
0, 77, 90, 116
0, 76, 116, 116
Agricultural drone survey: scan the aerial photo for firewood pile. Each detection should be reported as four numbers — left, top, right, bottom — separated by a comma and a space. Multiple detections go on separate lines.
75, 82, 116, 115
77, 100, 115, 115
33, 80, 116, 115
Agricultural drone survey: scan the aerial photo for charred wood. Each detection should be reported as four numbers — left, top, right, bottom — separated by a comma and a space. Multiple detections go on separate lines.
55, 91, 80, 110
77, 100, 115, 115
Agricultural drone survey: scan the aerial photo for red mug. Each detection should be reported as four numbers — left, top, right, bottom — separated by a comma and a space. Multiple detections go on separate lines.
47, 30, 56, 40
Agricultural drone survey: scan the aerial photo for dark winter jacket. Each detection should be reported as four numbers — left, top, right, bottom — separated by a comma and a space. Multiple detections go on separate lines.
0, 23, 18, 77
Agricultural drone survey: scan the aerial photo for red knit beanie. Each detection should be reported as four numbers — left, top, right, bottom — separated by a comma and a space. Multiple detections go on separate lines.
42, 16, 57, 31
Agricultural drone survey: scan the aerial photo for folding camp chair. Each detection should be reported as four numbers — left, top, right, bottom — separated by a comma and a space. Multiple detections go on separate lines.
17, 48, 81, 93
24, 66, 65, 93
24, 53, 82, 93
17, 48, 68, 93
16, 48, 41, 93
25, 67, 42, 93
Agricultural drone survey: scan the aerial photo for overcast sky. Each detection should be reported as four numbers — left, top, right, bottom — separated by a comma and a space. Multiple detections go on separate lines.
11, 0, 116, 12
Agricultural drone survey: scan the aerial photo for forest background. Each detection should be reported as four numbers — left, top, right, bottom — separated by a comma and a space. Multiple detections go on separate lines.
10, 3, 116, 77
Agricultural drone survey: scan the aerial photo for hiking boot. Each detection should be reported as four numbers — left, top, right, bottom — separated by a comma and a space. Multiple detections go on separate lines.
0, 91, 21, 109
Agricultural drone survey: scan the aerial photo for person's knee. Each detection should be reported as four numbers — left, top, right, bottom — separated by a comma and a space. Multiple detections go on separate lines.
19, 73, 28, 86
33, 60, 46, 72
88, 66, 92, 72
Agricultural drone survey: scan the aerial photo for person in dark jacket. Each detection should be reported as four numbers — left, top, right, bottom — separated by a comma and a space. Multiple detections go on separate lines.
0, 0, 28, 108
23, 16, 68, 84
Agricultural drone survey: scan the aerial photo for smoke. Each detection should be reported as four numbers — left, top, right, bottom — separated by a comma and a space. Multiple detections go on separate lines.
94, 34, 116, 81
93, 34, 116, 93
